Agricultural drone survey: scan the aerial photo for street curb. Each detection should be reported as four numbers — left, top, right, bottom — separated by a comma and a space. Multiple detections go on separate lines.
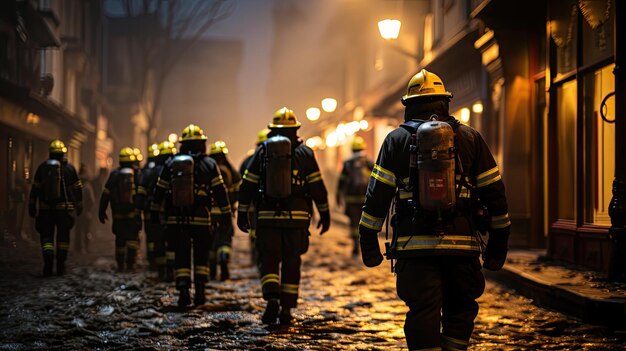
485, 265, 626, 328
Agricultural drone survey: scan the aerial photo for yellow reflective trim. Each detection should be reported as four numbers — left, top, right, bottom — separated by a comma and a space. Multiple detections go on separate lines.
156, 179, 169, 188
243, 170, 260, 184
477, 174, 501, 187
477, 167, 498, 180
306, 171, 321, 180
395, 235, 480, 251
491, 213, 511, 229
359, 211, 384, 231
317, 203, 329, 211
308, 176, 323, 183
166, 252, 175, 260
374, 164, 395, 178
57, 242, 69, 250
238, 204, 249, 212
398, 189, 412, 199
218, 246, 232, 254
261, 274, 279, 285
249, 229, 256, 238
281, 283, 299, 294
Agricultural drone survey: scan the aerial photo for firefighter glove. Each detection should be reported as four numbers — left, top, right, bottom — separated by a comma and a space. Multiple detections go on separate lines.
237, 211, 249, 233
150, 211, 160, 224
483, 230, 510, 271
360, 229, 383, 267
317, 211, 330, 235
28, 202, 37, 218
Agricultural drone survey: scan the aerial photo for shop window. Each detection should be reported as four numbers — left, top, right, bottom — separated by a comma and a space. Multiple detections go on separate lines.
581, 0, 614, 66
583, 64, 614, 225
556, 79, 577, 220
550, 0, 578, 78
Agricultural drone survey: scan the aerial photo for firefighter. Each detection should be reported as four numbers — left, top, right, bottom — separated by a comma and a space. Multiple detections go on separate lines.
28, 139, 83, 276
150, 124, 231, 306
137, 144, 160, 271
239, 128, 270, 266
208, 140, 241, 281
237, 107, 330, 325
98, 147, 143, 272
359, 69, 511, 351
336, 136, 373, 257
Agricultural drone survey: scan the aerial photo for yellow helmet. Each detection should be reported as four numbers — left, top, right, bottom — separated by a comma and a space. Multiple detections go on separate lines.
352, 136, 366, 151
180, 124, 207, 142
401, 69, 453, 105
209, 140, 229, 155
148, 143, 159, 158
49, 139, 67, 154
157, 141, 177, 156
257, 128, 271, 144
119, 147, 137, 163
269, 107, 301, 129
132, 147, 143, 162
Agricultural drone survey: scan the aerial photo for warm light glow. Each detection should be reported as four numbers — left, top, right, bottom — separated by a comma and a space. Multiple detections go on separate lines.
360, 119, 369, 130
306, 136, 324, 149
321, 98, 337, 113
26, 112, 40, 125
97, 130, 107, 140
306, 107, 321, 121
472, 102, 484, 114
346, 121, 361, 136
168, 133, 178, 143
378, 19, 401, 40
326, 131, 337, 147
460, 108, 471, 123
353, 106, 365, 120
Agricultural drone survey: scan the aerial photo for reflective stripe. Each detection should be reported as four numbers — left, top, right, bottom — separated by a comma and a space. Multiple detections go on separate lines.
220, 206, 231, 214
195, 265, 210, 275
176, 268, 191, 278
156, 178, 169, 188
57, 242, 69, 250
147, 242, 155, 251
359, 211, 384, 231
243, 170, 260, 184
238, 204, 249, 212
71, 180, 83, 190
137, 186, 147, 195
42, 242, 54, 251
210, 175, 224, 187
317, 203, 329, 212
281, 283, 299, 295
218, 246, 232, 255
441, 335, 469, 351
257, 210, 310, 221
306, 171, 322, 183
476, 167, 501, 187
249, 229, 256, 238
210, 206, 222, 215
459, 187, 471, 198
491, 213, 511, 229
126, 241, 139, 249
398, 189, 412, 200
166, 251, 175, 260
396, 235, 480, 251
371, 164, 396, 187
261, 273, 279, 285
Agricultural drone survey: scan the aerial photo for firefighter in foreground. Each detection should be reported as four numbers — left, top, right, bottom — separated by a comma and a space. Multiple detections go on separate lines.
237, 107, 330, 325
336, 136, 373, 257
239, 128, 270, 266
359, 69, 511, 351
208, 140, 240, 281
29, 140, 83, 276
138, 142, 176, 279
151, 124, 231, 306
98, 147, 143, 272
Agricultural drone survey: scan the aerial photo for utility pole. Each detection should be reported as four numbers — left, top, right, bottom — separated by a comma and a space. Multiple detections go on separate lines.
608, 0, 626, 281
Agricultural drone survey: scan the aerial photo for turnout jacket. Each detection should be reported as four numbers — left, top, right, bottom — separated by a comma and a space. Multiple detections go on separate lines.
151, 154, 231, 227
30, 159, 82, 212
238, 140, 329, 229
209, 156, 241, 215
337, 153, 374, 205
360, 116, 511, 258
136, 163, 163, 214
99, 167, 142, 220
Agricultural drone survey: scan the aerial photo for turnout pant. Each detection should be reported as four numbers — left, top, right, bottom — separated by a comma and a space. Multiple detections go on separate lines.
112, 219, 140, 270
345, 204, 361, 253
143, 220, 162, 267
396, 256, 485, 351
36, 211, 74, 270
170, 224, 212, 290
256, 227, 309, 309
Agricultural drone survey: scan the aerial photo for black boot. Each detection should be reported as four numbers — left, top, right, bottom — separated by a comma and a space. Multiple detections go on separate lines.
194, 284, 206, 306
279, 307, 294, 325
178, 288, 191, 307
261, 298, 280, 324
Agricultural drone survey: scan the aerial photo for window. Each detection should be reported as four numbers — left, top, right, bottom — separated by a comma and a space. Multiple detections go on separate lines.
556, 79, 577, 220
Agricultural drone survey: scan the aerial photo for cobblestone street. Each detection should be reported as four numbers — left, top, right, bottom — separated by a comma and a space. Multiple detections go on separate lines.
1, 222, 625, 350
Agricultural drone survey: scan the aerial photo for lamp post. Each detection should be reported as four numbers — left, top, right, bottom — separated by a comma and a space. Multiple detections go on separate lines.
377, 19, 418, 61
608, 0, 626, 281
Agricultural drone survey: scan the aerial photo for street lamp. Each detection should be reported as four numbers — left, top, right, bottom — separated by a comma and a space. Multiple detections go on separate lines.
321, 98, 337, 113
378, 19, 402, 40
306, 107, 321, 121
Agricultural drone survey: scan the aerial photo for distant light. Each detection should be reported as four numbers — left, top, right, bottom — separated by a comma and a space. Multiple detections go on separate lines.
353, 106, 365, 120
472, 102, 483, 114
306, 107, 321, 121
306, 136, 324, 149
346, 121, 360, 136
378, 19, 401, 40
321, 98, 337, 113
460, 108, 471, 123
359, 119, 369, 130
168, 133, 178, 143
326, 131, 337, 147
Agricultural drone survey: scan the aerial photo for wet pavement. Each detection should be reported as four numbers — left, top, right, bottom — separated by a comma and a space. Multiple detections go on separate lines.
1, 221, 626, 350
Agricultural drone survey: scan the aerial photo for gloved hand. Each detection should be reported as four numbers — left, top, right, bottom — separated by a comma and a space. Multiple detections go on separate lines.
483, 230, 510, 271
150, 211, 161, 224
237, 211, 249, 233
28, 202, 37, 218
317, 211, 330, 235
76, 204, 83, 217
360, 229, 383, 267
98, 211, 108, 224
